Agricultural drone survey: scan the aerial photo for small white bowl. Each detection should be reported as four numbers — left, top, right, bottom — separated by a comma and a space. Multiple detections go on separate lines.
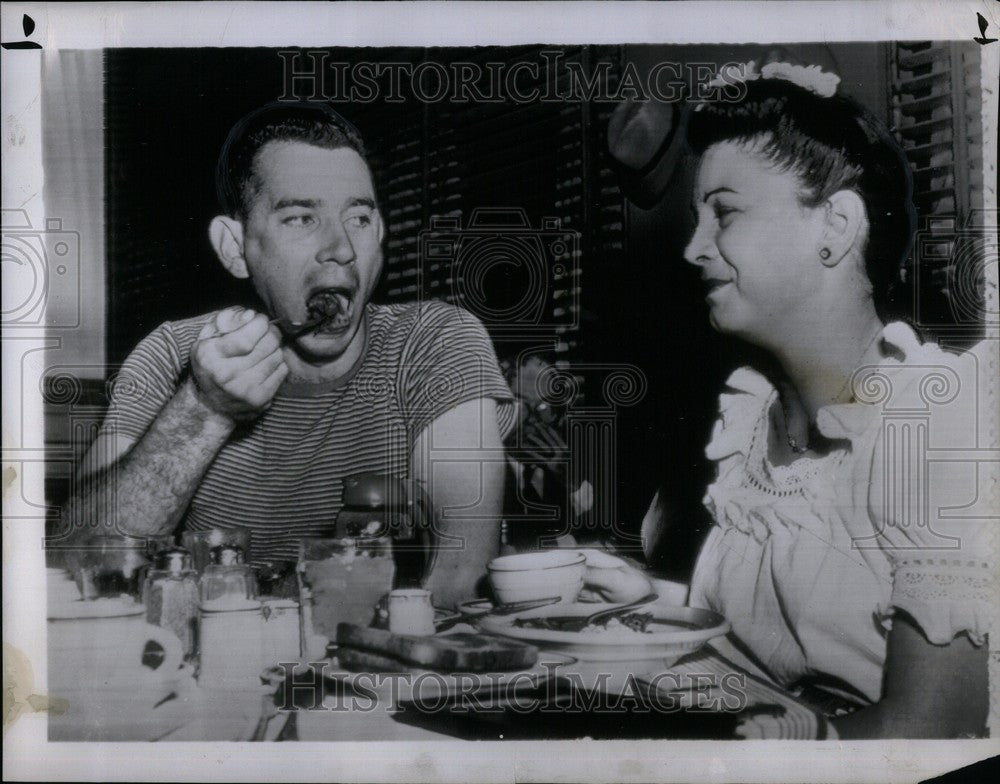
487, 550, 586, 605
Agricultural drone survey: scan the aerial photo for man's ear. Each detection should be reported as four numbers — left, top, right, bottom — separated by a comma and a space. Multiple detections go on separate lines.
209, 215, 249, 279
375, 209, 386, 244
820, 189, 867, 268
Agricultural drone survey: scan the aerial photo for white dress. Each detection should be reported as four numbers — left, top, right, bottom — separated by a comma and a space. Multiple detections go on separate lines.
679, 322, 998, 729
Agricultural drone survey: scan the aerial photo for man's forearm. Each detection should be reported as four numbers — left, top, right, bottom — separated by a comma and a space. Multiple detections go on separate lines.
424, 508, 501, 609
422, 459, 504, 609
61, 378, 236, 540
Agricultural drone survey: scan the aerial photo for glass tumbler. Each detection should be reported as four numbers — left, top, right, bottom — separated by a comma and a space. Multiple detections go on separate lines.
297, 536, 395, 648
70, 534, 152, 601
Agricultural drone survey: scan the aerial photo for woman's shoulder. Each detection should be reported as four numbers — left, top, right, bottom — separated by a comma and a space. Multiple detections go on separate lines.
705, 366, 775, 462
879, 321, 988, 370
859, 324, 998, 649
863, 321, 991, 432
817, 321, 994, 443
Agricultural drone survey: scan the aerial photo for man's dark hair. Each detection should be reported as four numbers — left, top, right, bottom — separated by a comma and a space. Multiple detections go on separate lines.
687, 79, 917, 322
216, 101, 368, 219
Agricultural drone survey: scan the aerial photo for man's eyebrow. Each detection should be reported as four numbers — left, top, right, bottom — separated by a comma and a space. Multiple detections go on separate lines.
346, 197, 376, 210
272, 198, 319, 211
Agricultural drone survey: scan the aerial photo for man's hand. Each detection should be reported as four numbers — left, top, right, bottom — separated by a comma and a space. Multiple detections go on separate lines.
190, 307, 289, 421
62, 307, 279, 541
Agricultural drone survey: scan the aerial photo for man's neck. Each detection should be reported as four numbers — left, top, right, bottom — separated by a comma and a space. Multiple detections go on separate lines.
280, 309, 369, 386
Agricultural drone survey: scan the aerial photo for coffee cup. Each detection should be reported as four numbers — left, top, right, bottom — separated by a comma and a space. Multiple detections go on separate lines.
47, 598, 183, 699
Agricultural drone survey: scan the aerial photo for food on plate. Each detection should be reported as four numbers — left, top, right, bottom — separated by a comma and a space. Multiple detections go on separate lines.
513, 611, 656, 634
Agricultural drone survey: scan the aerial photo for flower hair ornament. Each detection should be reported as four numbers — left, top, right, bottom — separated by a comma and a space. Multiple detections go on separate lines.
697, 60, 841, 109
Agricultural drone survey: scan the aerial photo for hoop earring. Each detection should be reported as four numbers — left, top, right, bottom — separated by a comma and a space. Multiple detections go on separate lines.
819, 247, 831, 260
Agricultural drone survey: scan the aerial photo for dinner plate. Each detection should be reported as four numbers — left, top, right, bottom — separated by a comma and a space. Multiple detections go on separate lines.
479, 602, 730, 663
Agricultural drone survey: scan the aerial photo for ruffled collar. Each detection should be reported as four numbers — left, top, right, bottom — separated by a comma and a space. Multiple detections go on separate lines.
708, 321, 925, 459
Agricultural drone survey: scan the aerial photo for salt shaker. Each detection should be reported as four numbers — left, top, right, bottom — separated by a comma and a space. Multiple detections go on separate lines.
144, 547, 199, 658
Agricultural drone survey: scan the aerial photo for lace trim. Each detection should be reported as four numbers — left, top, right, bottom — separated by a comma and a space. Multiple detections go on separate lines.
894, 569, 996, 604
886, 559, 996, 648
892, 559, 997, 604
741, 390, 847, 497
743, 470, 801, 498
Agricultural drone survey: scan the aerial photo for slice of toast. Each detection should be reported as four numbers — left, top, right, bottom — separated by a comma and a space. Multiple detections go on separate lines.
336, 624, 538, 672
336, 646, 412, 674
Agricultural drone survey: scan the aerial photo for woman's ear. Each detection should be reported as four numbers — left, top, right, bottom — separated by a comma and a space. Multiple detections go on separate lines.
820, 189, 867, 268
209, 215, 249, 279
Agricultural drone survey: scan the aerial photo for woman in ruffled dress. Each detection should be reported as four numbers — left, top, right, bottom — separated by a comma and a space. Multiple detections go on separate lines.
636, 63, 996, 738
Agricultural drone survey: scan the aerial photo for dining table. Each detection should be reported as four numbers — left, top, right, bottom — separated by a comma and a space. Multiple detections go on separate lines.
48, 578, 830, 743
276, 630, 830, 742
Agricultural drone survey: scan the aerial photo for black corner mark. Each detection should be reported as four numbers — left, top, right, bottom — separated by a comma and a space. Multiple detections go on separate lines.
974, 12, 998, 45
1, 14, 42, 49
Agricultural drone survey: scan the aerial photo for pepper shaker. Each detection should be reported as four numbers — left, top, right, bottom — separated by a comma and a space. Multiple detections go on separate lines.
199, 544, 257, 602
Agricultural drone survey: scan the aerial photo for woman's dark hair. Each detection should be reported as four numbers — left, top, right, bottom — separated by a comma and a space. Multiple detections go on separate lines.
216, 101, 367, 220
686, 78, 916, 321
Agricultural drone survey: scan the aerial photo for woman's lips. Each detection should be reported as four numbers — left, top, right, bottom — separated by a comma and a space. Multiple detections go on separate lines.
704, 279, 733, 298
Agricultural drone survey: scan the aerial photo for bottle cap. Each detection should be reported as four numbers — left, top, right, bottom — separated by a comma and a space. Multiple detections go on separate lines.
157, 546, 193, 574
211, 544, 244, 566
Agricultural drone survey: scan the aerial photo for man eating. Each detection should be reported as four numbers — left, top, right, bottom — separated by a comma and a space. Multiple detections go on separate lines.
60, 102, 516, 608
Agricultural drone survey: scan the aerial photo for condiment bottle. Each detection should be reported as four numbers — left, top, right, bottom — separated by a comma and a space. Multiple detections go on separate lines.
144, 546, 199, 657
199, 544, 257, 602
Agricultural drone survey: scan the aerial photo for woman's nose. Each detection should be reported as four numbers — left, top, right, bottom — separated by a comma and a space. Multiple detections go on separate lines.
317, 223, 356, 265
683, 220, 715, 268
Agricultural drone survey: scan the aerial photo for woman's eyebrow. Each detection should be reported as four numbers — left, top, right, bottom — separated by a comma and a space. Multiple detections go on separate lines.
691, 186, 739, 213
702, 187, 738, 202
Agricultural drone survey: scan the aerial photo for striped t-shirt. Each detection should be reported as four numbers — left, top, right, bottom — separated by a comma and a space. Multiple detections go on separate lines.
100, 300, 516, 562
